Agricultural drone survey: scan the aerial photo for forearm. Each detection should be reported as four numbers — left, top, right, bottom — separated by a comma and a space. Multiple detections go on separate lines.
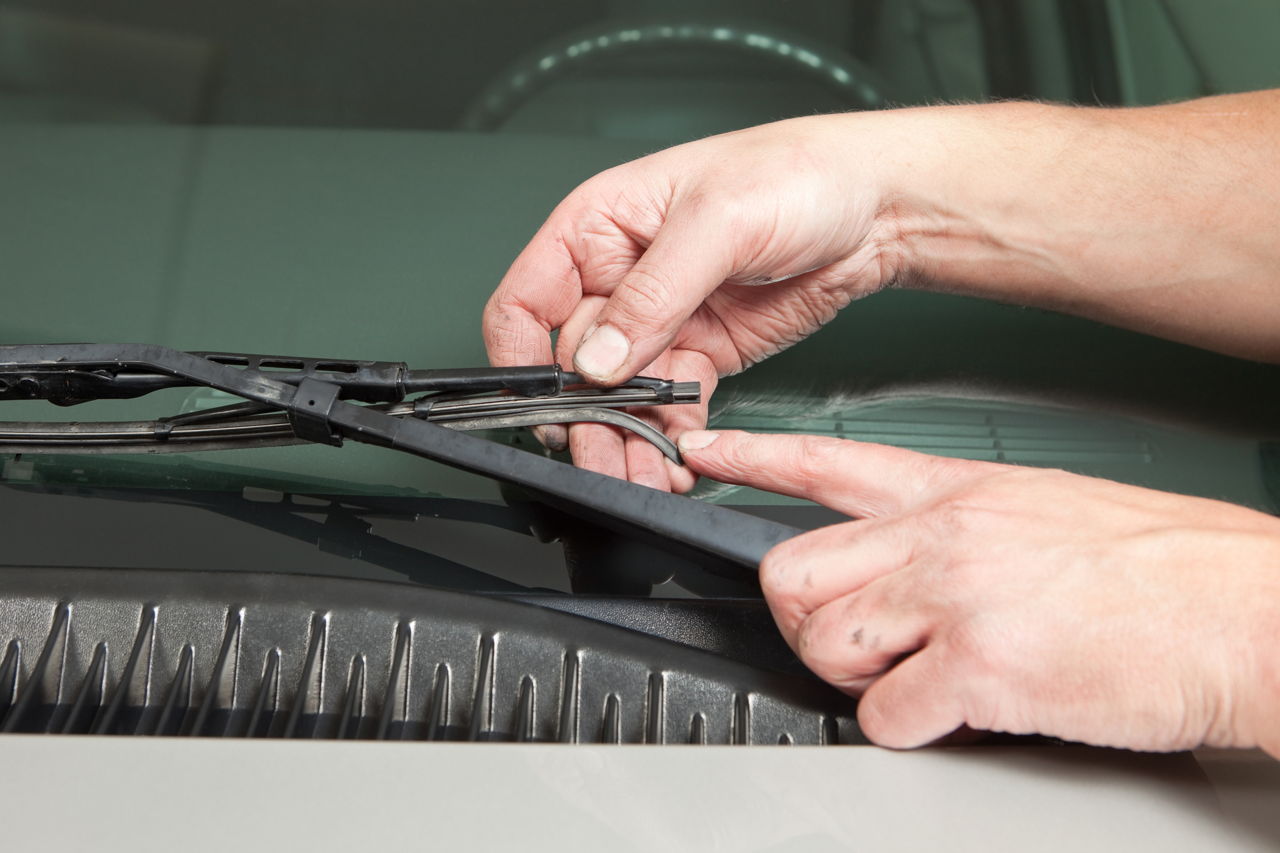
872, 92, 1280, 362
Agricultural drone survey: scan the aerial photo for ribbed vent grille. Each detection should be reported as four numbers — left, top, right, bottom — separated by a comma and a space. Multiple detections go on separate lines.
0, 569, 862, 745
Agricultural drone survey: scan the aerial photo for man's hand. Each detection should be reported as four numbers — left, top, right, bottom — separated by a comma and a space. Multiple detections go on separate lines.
485, 94, 1280, 493
679, 429, 1280, 757
483, 116, 908, 492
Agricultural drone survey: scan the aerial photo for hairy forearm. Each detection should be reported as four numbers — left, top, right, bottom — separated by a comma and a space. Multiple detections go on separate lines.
870, 91, 1280, 362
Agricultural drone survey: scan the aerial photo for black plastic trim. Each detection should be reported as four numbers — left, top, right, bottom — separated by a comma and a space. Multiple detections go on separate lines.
0, 568, 863, 745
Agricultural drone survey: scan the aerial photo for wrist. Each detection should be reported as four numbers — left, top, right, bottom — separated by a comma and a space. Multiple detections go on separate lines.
859, 94, 1280, 361
870, 100, 1095, 297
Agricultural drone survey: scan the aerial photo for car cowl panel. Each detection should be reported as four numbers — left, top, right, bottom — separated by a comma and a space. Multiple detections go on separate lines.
0, 568, 863, 745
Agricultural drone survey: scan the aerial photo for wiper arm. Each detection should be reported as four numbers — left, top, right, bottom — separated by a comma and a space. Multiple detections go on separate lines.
0, 344, 802, 572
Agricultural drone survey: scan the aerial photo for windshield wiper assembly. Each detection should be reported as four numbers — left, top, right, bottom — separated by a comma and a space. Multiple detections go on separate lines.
0, 344, 801, 571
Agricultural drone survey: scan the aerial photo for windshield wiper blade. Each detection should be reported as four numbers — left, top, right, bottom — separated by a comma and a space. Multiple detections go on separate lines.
0, 347, 696, 461
0, 400, 684, 461
0, 348, 691, 405
0, 344, 802, 572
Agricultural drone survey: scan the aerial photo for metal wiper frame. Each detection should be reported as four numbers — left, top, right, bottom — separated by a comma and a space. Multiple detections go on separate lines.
0, 349, 695, 460
0, 344, 801, 572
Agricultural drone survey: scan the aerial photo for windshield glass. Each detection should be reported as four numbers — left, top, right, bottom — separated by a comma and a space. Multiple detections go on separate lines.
2, 0, 1278, 588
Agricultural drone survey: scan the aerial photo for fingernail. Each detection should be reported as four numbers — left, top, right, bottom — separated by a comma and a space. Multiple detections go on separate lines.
532, 424, 568, 452
574, 324, 629, 382
677, 430, 719, 453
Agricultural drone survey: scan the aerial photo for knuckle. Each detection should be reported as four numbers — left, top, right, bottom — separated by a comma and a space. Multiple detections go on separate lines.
923, 455, 996, 490
719, 430, 770, 472
988, 465, 1055, 496
929, 465, 1056, 535
936, 554, 987, 599
674, 183, 716, 217
797, 622, 849, 685
481, 305, 523, 357
801, 435, 847, 467
791, 436, 848, 482
758, 546, 793, 601
758, 537, 814, 619
932, 490, 996, 536
559, 171, 616, 214
481, 290, 514, 329
796, 609, 874, 688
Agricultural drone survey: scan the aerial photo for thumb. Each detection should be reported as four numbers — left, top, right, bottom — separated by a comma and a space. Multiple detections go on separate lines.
572, 206, 736, 384
678, 430, 969, 518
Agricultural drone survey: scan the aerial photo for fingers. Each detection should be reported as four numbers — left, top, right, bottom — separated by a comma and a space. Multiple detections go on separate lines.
568, 422, 627, 481
538, 293, 610, 454
656, 348, 718, 493
484, 215, 589, 454
483, 217, 582, 370
792, 575, 935, 692
760, 517, 925, 641
679, 430, 989, 518
563, 320, 717, 490
623, 425, 671, 492
575, 350, 716, 491
531, 424, 569, 454
856, 649, 966, 748
758, 512, 967, 748
572, 204, 738, 384
553, 293, 609, 367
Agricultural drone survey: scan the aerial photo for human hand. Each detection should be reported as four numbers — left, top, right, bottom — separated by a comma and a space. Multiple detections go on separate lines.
678, 429, 1280, 756
483, 114, 905, 492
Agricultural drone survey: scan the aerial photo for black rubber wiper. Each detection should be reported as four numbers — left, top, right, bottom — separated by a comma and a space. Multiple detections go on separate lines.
0, 350, 696, 461
0, 344, 801, 572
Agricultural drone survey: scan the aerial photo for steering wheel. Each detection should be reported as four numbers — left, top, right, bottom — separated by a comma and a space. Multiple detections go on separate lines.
459, 19, 889, 132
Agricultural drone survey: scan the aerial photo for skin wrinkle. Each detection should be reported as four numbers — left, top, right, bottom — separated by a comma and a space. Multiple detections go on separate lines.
719, 294, 822, 359
691, 298, 750, 376
484, 304, 547, 366
573, 236, 641, 290
679, 313, 740, 377
611, 264, 684, 330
